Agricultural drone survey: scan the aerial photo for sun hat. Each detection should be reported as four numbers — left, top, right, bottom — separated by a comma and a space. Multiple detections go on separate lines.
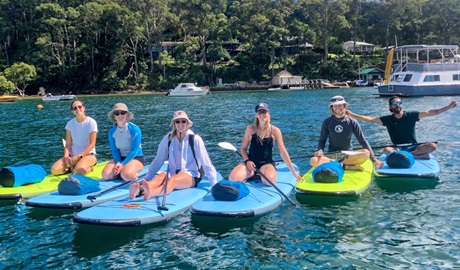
329, 95, 348, 107
170, 110, 193, 127
107, 103, 133, 122
255, 102, 270, 113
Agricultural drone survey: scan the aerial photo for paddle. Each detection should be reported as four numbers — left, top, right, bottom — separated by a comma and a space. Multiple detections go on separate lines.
218, 142, 299, 207
371, 141, 438, 149
274, 150, 364, 162
86, 176, 142, 202
157, 164, 170, 211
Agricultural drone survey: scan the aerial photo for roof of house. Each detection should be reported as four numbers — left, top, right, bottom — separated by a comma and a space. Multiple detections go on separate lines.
358, 68, 384, 75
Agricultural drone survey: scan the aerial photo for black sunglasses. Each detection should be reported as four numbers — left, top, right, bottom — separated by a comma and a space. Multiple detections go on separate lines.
72, 105, 83, 111
175, 120, 187, 124
330, 97, 344, 102
114, 111, 127, 116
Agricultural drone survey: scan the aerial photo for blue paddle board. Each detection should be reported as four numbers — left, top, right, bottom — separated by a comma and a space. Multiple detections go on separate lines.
375, 153, 440, 178
190, 162, 298, 218
73, 172, 223, 227
25, 167, 151, 210
375, 153, 440, 191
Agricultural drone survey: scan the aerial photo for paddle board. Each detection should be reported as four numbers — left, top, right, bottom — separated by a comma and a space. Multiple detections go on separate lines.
190, 162, 298, 218
0, 162, 108, 200
295, 159, 373, 202
25, 167, 151, 209
374, 153, 440, 191
73, 173, 223, 227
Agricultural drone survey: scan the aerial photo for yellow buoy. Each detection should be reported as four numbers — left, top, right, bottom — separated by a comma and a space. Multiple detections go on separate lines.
37, 104, 43, 109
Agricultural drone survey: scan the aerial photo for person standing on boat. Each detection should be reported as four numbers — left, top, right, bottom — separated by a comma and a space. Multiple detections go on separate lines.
346, 96, 457, 158
51, 100, 98, 175
129, 110, 217, 200
102, 103, 144, 182
228, 102, 302, 185
311, 96, 383, 170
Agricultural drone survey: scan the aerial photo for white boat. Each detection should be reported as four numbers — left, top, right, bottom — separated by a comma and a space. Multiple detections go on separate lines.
268, 85, 306, 91
42, 93, 76, 101
166, 83, 209, 97
378, 45, 460, 96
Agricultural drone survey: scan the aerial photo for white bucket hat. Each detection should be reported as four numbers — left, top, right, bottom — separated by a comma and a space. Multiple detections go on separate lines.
107, 103, 134, 122
329, 95, 348, 107
170, 110, 193, 127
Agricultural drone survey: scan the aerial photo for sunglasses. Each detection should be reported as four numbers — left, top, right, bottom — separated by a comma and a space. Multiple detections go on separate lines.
114, 111, 127, 116
175, 120, 187, 124
330, 97, 344, 102
392, 101, 402, 106
72, 105, 83, 111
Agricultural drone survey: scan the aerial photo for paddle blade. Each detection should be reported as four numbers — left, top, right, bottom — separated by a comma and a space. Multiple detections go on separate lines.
218, 142, 237, 152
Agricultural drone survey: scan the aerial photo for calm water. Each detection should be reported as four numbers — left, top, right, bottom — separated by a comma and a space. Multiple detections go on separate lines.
1, 88, 460, 269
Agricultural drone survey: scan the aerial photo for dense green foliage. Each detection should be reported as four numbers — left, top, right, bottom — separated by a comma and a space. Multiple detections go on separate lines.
1, 0, 459, 94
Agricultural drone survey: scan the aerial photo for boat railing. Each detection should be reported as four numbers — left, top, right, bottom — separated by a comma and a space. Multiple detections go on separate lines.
393, 63, 460, 73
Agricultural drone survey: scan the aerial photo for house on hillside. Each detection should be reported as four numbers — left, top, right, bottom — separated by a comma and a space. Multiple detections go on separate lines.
343, 41, 376, 54
271, 70, 303, 87
358, 68, 384, 81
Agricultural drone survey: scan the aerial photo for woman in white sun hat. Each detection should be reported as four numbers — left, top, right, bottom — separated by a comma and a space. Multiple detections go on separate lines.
129, 110, 217, 200
102, 103, 144, 182
310, 95, 383, 170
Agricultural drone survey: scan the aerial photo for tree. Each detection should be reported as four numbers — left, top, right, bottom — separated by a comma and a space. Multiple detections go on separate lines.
0, 76, 15, 95
3, 62, 37, 96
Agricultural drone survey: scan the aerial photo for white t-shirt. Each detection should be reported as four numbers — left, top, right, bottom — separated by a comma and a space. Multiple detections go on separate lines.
65, 116, 98, 156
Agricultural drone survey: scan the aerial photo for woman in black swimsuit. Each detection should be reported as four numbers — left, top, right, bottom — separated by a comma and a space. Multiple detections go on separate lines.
228, 102, 302, 185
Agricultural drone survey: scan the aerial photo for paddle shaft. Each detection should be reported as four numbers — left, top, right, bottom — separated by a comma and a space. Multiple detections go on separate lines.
158, 165, 170, 211
233, 149, 299, 207
87, 180, 133, 201
372, 141, 438, 150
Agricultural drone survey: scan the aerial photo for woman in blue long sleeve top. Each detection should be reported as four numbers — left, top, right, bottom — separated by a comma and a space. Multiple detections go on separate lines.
102, 103, 144, 181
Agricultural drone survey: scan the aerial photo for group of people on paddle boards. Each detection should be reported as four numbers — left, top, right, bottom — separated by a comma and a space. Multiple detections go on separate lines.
51, 96, 457, 200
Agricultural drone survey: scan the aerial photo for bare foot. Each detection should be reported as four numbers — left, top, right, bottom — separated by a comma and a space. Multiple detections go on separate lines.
129, 182, 140, 199
141, 179, 152, 201
343, 164, 364, 171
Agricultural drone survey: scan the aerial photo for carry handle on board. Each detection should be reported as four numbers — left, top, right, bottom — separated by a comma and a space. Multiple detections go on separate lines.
218, 142, 299, 208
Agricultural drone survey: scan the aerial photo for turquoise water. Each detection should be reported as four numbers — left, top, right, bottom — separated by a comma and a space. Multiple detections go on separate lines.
1, 88, 460, 269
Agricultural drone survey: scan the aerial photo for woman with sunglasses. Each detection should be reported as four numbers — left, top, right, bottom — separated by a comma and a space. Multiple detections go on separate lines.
51, 100, 98, 175
129, 110, 217, 200
102, 103, 144, 182
228, 102, 302, 185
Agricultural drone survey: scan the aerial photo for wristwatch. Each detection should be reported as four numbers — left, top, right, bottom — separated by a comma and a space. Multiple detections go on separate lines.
79, 155, 83, 159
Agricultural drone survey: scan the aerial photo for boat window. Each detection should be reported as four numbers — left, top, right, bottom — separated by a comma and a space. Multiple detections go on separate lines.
403, 74, 413, 82
390, 75, 399, 82
453, 74, 460, 81
423, 75, 440, 82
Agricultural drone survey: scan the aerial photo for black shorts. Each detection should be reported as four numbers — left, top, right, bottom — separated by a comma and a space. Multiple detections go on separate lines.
120, 156, 145, 165
175, 169, 202, 187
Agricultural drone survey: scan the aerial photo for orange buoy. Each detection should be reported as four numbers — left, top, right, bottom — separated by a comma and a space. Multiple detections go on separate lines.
37, 104, 43, 109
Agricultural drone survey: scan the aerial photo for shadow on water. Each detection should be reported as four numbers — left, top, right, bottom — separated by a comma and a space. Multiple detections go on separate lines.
374, 177, 439, 192
295, 193, 360, 206
73, 222, 166, 259
190, 215, 261, 236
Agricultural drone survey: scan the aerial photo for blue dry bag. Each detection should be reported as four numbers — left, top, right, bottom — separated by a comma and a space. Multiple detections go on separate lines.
0, 164, 47, 187
211, 180, 250, 201
313, 161, 344, 183
58, 174, 100, 195
386, 150, 415, 168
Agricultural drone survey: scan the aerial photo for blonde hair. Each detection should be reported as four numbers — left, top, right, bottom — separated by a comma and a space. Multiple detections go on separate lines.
169, 122, 191, 141
253, 113, 271, 138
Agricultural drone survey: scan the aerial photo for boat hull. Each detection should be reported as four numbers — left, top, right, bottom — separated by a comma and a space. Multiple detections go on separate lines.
168, 90, 209, 96
378, 84, 460, 96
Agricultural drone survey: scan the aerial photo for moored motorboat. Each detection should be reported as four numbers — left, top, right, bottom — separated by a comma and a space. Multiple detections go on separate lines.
190, 162, 298, 218
0, 95, 17, 102
378, 45, 460, 96
42, 93, 76, 101
295, 159, 373, 205
166, 83, 209, 97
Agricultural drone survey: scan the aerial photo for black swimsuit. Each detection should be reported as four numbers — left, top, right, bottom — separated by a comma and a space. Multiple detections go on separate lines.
248, 126, 275, 169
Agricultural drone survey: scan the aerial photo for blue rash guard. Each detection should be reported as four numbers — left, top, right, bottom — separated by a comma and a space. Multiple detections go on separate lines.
108, 122, 143, 166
